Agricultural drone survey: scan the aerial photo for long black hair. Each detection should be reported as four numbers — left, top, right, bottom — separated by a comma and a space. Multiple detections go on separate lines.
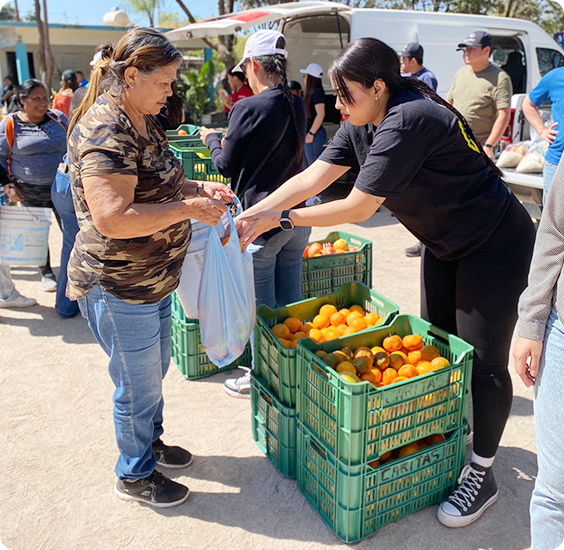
304, 74, 324, 119
254, 36, 304, 164
329, 37, 502, 176
14, 79, 48, 112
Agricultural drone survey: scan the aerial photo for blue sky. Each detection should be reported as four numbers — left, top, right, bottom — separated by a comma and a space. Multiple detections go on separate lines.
7, 0, 219, 27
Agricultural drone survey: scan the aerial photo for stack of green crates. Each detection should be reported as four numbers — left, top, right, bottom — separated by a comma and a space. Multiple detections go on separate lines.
251, 282, 399, 480
302, 232, 373, 299
294, 314, 473, 541
170, 293, 251, 380
169, 142, 229, 183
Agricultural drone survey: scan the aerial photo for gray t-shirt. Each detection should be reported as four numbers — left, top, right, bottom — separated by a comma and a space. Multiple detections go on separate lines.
0, 110, 68, 185
517, 157, 564, 340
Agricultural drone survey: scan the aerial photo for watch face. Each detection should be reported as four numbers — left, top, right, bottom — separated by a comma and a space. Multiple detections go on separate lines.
280, 218, 294, 230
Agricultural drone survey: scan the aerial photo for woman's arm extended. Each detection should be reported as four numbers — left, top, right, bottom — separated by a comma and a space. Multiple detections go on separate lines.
237, 186, 385, 248
82, 174, 227, 239
241, 160, 349, 217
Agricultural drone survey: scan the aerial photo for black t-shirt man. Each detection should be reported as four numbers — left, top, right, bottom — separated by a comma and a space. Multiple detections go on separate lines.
206, 84, 306, 211
319, 90, 513, 261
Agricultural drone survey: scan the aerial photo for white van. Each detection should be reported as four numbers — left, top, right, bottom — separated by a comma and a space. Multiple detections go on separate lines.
167, 2, 564, 215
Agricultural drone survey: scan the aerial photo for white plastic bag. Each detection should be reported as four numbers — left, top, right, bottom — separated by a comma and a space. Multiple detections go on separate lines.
198, 210, 255, 367
176, 215, 230, 319
516, 141, 548, 173
496, 141, 529, 169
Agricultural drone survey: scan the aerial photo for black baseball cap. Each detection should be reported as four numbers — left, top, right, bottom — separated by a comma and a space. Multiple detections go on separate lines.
457, 30, 493, 50
399, 42, 424, 60
61, 69, 76, 81
288, 80, 302, 92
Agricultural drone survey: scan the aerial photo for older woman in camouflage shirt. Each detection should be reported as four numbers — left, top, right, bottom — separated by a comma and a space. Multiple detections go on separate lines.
67, 28, 235, 508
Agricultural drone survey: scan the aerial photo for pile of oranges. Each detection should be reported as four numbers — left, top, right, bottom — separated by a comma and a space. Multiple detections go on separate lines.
367, 434, 447, 469
270, 304, 385, 348
303, 238, 360, 258
314, 333, 451, 386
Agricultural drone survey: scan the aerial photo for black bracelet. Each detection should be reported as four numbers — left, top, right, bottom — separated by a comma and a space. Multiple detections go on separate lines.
308, 131, 315, 136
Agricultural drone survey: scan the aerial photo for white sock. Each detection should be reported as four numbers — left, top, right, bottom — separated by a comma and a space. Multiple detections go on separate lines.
472, 452, 494, 468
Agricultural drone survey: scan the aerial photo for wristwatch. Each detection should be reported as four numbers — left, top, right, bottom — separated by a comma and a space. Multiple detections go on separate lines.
484, 143, 495, 150
308, 131, 315, 137
279, 209, 295, 231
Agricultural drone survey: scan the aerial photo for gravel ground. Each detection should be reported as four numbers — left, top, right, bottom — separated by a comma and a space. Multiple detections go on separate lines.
0, 205, 536, 550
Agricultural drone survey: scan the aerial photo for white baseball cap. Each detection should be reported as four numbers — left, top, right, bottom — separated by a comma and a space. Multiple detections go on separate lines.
300, 63, 323, 79
90, 50, 103, 66
233, 30, 288, 73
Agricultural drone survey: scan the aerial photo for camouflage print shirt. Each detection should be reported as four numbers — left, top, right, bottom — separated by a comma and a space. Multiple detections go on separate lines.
67, 92, 191, 304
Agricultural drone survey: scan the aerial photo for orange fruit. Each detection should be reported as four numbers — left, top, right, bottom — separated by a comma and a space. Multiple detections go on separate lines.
308, 328, 325, 343
330, 311, 347, 327
333, 238, 349, 251
308, 242, 323, 256
178, 129, 188, 135
336, 361, 356, 374
349, 317, 368, 332
391, 375, 409, 384
313, 314, 330, 330
278, 338, 292, 348
369, 368, 382, 384
389, 352, 406, 370
342, 326, 357, 336
301, 322, 314, 335
382, 368, 398, 385
368, 459, 380, 468
283, 317, 302, 334
339, 308, 351, 317
374, 351, 391, 371
397, 442, 420, 458
383, 335, 403, 352
420, 345, 441, 362
364, 312, 380, 326
319, 304, 338, 318
354, 348, 374, 366
324, 327, 339, 340
349, 305, 365, 316
398, 364, 418, 379
346, 311, 363, 326
407, 350, 422, 365
431, 357, 450, 371
416, 361, 433, 375
289, 340, 298, 348
371, 346, 386, 355
272, 324, 291, 339
292, 331, 306, 342
380, 450, 393, 462
336, 324, 348, 337
427, 434, 446, 445
403, 334, 424, 351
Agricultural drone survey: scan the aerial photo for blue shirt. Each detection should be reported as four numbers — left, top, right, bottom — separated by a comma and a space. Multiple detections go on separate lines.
529, 67, 564, 165
79, 79, 89, 88
413, 67, 438, 92
0, 110, 68, 185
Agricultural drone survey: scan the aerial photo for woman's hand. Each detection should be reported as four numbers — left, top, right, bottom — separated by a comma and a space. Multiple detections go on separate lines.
4, 183, 23, 202
200, 126, 217, 145
235, 210, 279, 249
512, 336, 543, 388
539, 122, 559, 145
305, 133, 314, 144
200, 181, 236, 204
183, 196, 227, 226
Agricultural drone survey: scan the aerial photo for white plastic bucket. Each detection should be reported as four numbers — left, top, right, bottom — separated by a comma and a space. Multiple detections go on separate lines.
0, 205, 52, 266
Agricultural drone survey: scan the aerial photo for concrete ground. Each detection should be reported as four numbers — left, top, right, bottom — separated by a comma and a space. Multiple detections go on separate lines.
0, 205, 536, 550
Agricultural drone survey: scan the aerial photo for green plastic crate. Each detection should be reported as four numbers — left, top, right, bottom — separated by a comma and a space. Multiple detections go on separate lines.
170, 294, 249, 380
251, 374, 297, 478
255, 282, 399, 408
166, 124, 201, 139
169, 143, 229, 183
297, 423, 465, 543
296, 314, 473, 466
302, 232, 373, 299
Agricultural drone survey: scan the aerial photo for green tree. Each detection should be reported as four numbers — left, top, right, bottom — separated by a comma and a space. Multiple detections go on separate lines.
124, 0, 160, 27
0, 5, 17, 20
181, 60, 214, 123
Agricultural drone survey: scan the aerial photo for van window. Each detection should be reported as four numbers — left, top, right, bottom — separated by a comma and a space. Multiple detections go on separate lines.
536, 48, 564, 77
492, 35, 526, 94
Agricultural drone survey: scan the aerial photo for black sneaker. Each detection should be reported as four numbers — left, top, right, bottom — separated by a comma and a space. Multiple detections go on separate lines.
437, 463, 498, 527
115, 471, 190, 508
405, 242, 422, 257
152, 438, 194, 469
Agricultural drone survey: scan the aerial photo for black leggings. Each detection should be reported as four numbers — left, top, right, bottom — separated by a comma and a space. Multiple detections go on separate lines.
421, 196, 536, 458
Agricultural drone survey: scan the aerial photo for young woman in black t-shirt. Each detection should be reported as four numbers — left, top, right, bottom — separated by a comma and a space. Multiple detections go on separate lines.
301, 62, 327, 167
236, 37, 536, 528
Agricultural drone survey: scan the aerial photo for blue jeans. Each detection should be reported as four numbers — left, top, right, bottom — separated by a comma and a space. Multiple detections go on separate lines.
78, 285, 172, 481
51, 162, 80, 317
531, 307, 564, 549
303, 127, 327, 167
252, 226, 311, 308
542, 160, 559, 205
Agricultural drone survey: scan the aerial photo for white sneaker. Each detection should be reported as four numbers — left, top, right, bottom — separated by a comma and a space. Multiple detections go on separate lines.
0, 294, 36, 308
41, 274, 57, 292
305, 195, 322, 207
223, 367, 251, 399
